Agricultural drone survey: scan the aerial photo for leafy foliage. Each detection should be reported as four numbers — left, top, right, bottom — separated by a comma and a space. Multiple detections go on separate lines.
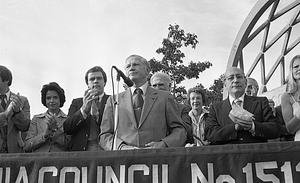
195, 74, 225, 106
149, 24, 212, 98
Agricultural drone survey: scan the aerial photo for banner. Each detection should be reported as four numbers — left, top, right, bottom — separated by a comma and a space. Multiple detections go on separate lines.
0, 142, 300, 183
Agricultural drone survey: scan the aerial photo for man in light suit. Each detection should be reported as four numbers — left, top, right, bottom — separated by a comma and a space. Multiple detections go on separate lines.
64, 66, 110, 151
99, 55, 187, 150
0, 65, 30, 153
205, 67, 279, 145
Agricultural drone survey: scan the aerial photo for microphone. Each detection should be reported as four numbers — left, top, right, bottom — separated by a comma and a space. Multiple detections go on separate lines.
112, 66, 134, 87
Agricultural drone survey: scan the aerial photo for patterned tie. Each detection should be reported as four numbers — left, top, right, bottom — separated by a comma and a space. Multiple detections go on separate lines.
0, 95, 6, 109
234, 99, 243, 107
133, 88, 144, 124
89, 98, 100, 140
90, 96, 100, 118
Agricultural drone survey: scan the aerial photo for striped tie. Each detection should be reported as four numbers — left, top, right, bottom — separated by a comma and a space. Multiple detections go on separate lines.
234, 99, 242, 107
0, 95, 6, 109
133, 88, 144, 124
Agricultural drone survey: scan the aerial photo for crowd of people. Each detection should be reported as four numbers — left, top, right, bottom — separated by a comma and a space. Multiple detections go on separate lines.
0, 54, 299, 153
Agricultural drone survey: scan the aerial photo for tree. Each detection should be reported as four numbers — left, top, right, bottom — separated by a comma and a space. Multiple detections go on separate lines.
195, 74, 224, 106
207, 74, 224, 105
149, 24, 212, 98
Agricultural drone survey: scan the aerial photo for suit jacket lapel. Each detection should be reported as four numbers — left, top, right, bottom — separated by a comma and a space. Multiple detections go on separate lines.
243, 95, 257, 114
222, 97, 232, 118
39, 118, 48, 133
139, 87, 157, 127
7, 92, 15, 133
96, 94, 109, 125
120, 89, 137, 128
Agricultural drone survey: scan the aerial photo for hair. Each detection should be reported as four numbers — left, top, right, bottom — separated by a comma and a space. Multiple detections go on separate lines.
187, 87, 206, 106
268, 98, 275, 104
84, 66, 107, 85
247, 77, 259, 91
125, 54, 150, 71
41, 82, 66, 108
287, 55, 300, 94
150, 72, 171, 85
0, 65, 13, 86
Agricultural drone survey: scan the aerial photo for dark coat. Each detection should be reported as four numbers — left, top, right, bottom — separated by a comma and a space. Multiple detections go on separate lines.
63, 94, 109, 151
205, 95, 280, 145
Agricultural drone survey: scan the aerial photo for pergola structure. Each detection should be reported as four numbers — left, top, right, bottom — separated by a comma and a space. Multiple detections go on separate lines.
226, 0, 300, 104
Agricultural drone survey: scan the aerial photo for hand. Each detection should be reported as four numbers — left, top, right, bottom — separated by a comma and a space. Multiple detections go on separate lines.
81, 88, 100, 114
185, 143, 196, 147
120, 144, 138, 150
145, 141, 167, 149
234, 123, 243, 131
4, 102, 14, 118
234, 117, 253, 131
10, 93, 22, 113
46, 113, 58, 132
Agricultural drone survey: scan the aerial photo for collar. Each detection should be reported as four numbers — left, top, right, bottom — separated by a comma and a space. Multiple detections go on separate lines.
36, 109, 67, 118
130, 82, 148, 96
98, 93, 105, 101
1, 90, 11, 102
229, 94, 245, 106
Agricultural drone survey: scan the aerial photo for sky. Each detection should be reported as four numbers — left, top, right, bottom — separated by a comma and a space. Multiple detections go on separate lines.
0, 0, 293, 116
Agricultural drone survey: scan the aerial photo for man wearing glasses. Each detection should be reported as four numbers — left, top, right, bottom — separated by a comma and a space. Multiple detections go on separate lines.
245, 77, 259, 96
204, 67, 279, 145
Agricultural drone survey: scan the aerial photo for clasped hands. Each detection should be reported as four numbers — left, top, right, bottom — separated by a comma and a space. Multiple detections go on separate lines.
81, 88, 100, 115
45, 112, 59, 137
4, 93, 22, 118
120, 141, 167, 150
229, 105, 254, 131
232, 116, 254, 131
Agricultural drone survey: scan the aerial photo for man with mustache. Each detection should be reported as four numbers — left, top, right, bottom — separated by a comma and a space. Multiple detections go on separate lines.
205, 67, 279, 144
64, 66, 109, 151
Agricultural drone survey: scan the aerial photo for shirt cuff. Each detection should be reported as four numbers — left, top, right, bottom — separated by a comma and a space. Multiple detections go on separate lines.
80, 108, 88, 119
249, 121, 255, 135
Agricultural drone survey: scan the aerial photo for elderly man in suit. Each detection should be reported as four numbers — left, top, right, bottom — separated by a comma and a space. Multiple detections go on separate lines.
0, 65, 30, 153
64, 66, 110, 151
245, 77, 259, 96
150, 72, 193, 144
205, 67, 279, 145
100, 54, 186, 150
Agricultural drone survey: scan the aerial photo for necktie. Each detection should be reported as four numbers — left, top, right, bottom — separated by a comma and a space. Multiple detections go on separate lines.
234, 99, 243, 107
90, 98, 100, 118
133, 88, 144, 124
0, 95, 6, 110
89, 98, 100, 140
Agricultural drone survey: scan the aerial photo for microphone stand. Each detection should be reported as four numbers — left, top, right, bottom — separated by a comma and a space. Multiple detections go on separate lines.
112, 73, 121, 150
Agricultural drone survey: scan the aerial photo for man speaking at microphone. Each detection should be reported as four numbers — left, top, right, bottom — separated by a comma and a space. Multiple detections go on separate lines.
64, 66, 110, 151
99, 54, 187, 150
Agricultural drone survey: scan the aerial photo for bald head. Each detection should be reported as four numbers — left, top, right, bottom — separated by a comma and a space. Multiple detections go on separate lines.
150, 72, 172, 91
246, 77, 259, 96
224, 67, 247, 98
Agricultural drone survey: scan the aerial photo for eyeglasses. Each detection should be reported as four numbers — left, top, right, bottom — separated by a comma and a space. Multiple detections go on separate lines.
225, 74, 245, 81
247, 84, 257, 90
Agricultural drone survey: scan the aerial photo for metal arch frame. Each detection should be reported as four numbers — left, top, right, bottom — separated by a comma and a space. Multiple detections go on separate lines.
226, 0, 300, 95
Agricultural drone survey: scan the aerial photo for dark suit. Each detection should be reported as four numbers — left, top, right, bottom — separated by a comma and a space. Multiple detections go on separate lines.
205, 95, 279, 145
175, 103, 193, 144
99, 87, 187, 150
0, 92, 30, 153
63, 94, 109, 151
